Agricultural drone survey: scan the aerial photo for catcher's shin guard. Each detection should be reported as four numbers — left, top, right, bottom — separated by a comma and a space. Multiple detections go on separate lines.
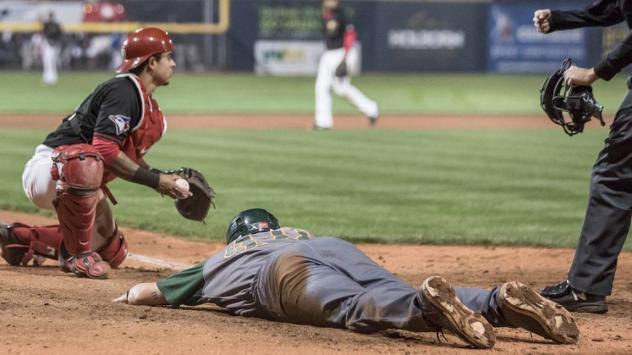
0, 224, 63, 266
51, 144, 103, 256
96, 226, 128, 268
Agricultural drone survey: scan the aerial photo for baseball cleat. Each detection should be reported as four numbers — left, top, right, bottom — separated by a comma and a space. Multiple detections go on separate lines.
70, 251, 111, 279
542, 279, 607, 314
420, 276, 495, 349
0, 223, 28, 266
500, 281, 579, 344
312, 124, 331, 131
368, 115, 378, 127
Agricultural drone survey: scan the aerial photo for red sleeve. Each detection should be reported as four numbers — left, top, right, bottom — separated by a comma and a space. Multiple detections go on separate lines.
343, 27, 356, 51
93, 134, 121, 166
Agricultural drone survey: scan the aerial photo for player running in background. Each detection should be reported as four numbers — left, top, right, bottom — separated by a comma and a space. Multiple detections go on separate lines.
114, 209, 579, 349
0, 28, 188, 279
534, 2, 632, 314
314, 0, 379, 129
41, 12, 62, 85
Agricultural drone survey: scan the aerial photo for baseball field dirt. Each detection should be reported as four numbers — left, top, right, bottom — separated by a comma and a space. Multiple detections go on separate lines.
1, 114, 630, 354
1, 210, 631, 354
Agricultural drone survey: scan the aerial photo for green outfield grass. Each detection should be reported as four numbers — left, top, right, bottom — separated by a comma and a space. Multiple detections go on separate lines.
0, 71, 628, 115
1, 127, 630, 249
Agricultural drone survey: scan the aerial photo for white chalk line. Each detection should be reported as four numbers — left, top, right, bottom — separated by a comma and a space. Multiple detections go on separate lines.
127, 252, 193, 271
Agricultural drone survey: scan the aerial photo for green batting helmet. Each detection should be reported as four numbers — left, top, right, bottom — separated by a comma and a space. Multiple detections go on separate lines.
225, 208, 280, 244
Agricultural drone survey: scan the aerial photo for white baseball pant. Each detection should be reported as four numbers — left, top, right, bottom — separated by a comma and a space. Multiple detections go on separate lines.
314, 47, 378, 129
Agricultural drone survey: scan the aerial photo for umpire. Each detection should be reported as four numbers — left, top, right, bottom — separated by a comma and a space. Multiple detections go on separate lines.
534, 2, 632, 314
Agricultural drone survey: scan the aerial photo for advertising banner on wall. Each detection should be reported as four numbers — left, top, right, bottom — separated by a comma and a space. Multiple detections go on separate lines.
228, 0, 371, 72
372, 1, 487, 72
254, 41, 362, 75
255, 40, 323, 75
488, 2, 596, 73
0, 1, 83, 23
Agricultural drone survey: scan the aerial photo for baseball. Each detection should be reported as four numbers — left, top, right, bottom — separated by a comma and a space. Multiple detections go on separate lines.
175, 178, 190, 195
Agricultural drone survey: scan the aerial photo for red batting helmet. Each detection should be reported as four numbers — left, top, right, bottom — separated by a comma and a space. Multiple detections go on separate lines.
116, 27, 175, 73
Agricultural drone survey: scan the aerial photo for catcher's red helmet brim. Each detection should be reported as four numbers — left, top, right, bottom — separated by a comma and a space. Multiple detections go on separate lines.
116, 55, 152, 73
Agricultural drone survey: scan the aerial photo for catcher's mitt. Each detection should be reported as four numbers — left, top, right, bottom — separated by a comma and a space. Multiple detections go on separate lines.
335, 59, 348, 78
166, 168, 215, 222
540, 58, 605, 136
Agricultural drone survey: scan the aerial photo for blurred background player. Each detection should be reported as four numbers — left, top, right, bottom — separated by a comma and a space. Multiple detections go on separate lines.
114, 208, 579, 349
0, 27, 188, 279
534, 3, 632, 314
315, 0, 378, 130
41, 12, 62, 85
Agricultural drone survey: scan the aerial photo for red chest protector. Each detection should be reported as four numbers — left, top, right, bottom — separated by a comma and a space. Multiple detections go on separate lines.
103, 74, 167, 184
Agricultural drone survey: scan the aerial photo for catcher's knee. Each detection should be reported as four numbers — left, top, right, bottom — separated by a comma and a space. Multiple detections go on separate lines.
96, 227, 128, 268
51, 144, 104, 192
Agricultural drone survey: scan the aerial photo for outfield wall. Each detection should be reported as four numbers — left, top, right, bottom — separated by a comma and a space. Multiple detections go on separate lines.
0, 0, 608, 73
228, 0, 602, 74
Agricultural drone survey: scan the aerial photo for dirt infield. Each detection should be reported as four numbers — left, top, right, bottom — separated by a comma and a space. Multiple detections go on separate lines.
2, 113, 629, 354
1, 211, 632, 354
0, 113, 565, 130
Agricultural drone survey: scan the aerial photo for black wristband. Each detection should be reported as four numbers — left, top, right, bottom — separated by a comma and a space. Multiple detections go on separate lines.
131, 166, 160, 189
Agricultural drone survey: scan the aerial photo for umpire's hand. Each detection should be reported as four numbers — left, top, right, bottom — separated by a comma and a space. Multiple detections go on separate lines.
564, 65, 598, 86
533, 9, 552, 33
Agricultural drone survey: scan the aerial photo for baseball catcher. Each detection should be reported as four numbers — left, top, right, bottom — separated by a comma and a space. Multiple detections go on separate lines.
534, 1, 632, 314
114, 209, 579, 349
540, 58, 605, 136
0, 27, 213, 279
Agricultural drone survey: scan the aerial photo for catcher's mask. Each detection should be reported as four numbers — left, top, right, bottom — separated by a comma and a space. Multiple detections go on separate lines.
540, 58, 605, 136
226, 208, 280, 244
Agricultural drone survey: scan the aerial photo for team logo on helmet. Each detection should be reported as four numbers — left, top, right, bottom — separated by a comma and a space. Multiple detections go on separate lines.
258, 222, 269, 229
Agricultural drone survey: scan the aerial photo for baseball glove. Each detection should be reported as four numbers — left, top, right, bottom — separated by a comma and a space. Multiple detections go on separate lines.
166, 168, 216, 222
335, 59, 348, 78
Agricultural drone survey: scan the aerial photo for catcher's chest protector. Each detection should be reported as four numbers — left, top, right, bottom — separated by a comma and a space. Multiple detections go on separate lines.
103, 74, 166, 184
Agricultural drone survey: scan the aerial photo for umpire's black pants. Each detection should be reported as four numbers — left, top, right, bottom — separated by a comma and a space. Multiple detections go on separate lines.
569, 79, 632, 296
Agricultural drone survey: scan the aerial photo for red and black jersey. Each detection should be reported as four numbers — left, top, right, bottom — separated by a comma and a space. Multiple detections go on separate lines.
43, 75, 142, 148
42, 74, 167, 183
43, 19, 62, 44
322, 8, 351, 50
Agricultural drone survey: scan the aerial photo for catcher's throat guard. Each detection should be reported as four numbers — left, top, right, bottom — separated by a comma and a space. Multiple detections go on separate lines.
540, 58, 605, 136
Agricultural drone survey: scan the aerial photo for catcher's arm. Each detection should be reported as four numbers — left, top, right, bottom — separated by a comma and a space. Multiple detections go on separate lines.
108, 152, 187, 199
92, 138, 186, 199
113, 282, 167, 306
